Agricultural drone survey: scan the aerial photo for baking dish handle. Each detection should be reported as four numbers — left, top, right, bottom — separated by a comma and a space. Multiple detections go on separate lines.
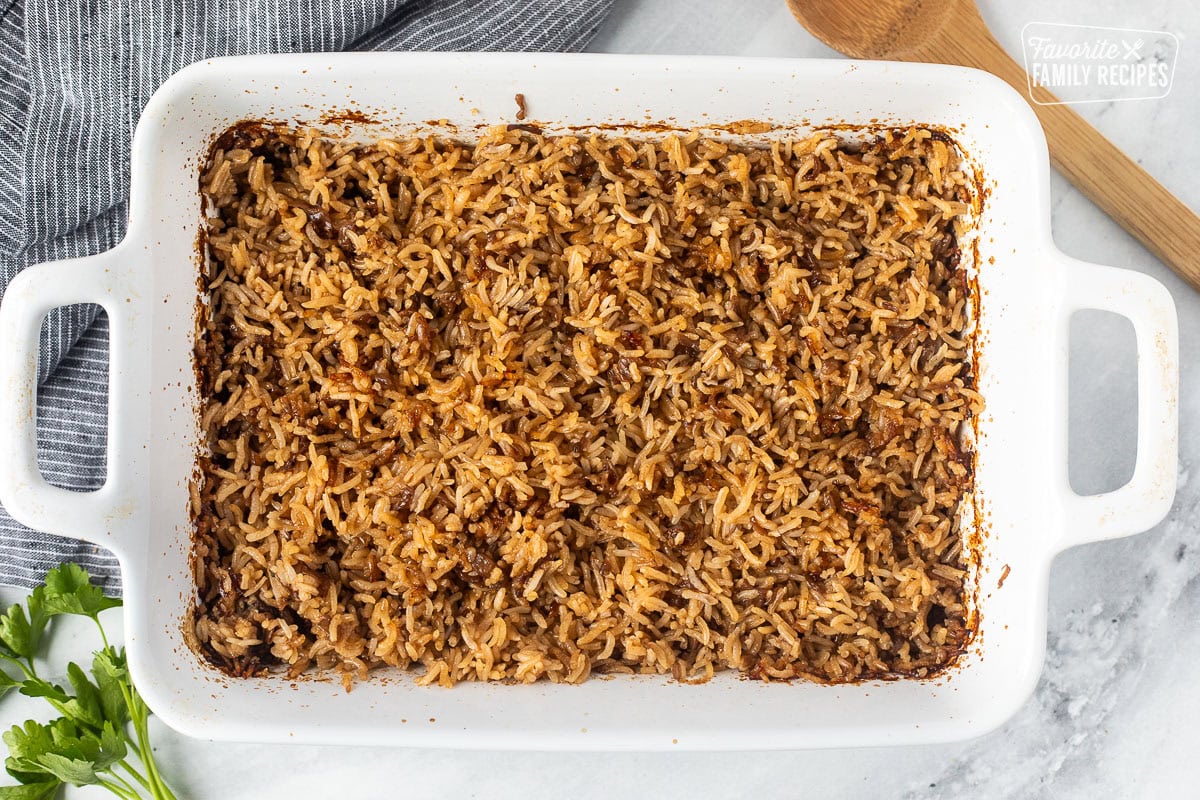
0, 248, 134, 548
1057, 257, 1179, 552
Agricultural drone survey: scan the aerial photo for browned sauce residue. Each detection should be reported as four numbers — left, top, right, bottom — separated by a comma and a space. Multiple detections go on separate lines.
423, 119, 459, 133
997, 564, 1011, 589
318, 108, 377, 125
207, 119, 277, 168
564, 121, 685, 134
514, 92, 527, 121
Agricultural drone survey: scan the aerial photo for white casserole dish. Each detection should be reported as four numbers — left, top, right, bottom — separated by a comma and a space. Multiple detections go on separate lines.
0, 53, 1179, 750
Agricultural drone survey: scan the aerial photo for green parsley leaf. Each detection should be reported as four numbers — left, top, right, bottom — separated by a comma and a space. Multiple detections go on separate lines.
0, 671, 17, 699
42, 719, 81, 754
16, 679, 100, 734
90, 651, 128, 727
1, 723, 53, 767
64, 665, 104, 731
23, 592, 47, 658
3, 718, 126, 789
38, 566, 120, 622
90, 648, 127, 683
1, 773, 47, 791
97, 724, 125, 765
3, 762, 50, 789
14, 679, 65, 704
43, 719, 121, 774
0, 780, 61, 799
31, 755, 97, 787
2, 722, 54, 782
0, 606, 35, 661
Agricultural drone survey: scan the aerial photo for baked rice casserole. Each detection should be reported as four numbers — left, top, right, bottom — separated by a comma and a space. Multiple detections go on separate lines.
192, 123, 982, 687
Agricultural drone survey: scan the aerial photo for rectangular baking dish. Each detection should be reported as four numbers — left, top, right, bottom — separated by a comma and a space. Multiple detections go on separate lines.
0, 53, 1179, 750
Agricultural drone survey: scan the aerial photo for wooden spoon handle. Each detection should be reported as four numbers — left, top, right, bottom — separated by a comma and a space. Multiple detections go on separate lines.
927, 7, 1200, 289
1035, 101, 1200, 288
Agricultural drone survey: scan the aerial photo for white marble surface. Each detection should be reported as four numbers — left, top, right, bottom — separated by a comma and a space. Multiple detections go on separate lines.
4, 0, 1200, 796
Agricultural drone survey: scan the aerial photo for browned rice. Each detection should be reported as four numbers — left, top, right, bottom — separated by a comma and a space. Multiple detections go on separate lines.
192, 123, 982, 687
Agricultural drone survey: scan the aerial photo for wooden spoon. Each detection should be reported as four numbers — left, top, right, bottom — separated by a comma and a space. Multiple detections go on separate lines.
787, 0, 1200, 290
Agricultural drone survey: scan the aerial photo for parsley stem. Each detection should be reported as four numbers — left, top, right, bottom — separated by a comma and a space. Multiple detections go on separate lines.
118, 757, 152, 791
123, 724, 176, 800
122, 682, 177, 800
0, 652, 37, 679
97, 777, 141, 800
107, 770, 143, 799
11, 656, 36, 680
141, 725, 177, 799
94, 616, 112, 652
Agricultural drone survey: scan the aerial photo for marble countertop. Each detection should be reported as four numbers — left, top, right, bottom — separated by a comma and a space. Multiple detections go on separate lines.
3, 0, 1198, 796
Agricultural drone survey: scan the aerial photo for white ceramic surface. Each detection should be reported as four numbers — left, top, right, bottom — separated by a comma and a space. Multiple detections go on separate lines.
0, 51, 1180, 750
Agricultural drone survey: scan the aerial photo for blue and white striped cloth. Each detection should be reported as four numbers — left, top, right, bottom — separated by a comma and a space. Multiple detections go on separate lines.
0, 0, 614, 593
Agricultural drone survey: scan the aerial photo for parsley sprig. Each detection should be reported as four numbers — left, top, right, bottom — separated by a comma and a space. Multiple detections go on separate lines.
0, 565, 178, 800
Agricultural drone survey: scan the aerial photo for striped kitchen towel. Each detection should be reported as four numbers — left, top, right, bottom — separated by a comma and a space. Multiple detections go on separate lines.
0, 0, 614, 593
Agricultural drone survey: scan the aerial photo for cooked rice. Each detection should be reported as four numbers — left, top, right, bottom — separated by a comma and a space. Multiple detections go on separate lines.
192, 122, 982, 687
